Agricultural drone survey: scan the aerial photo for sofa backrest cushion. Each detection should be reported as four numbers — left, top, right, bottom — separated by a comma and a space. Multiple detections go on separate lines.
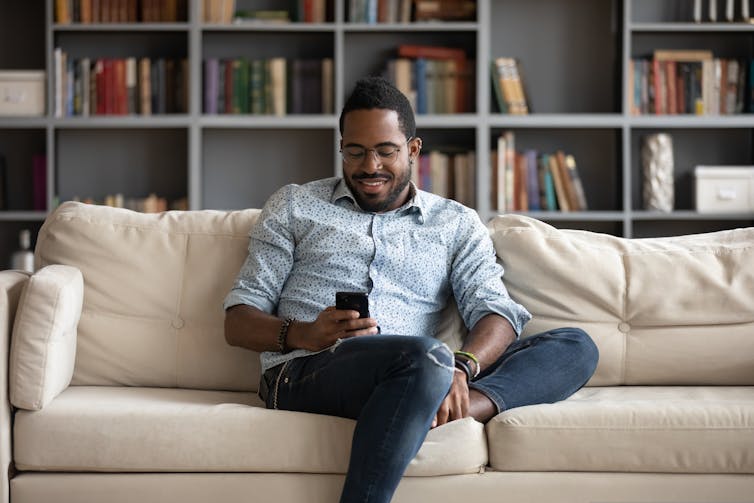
489, 215, 754, 386
10, 265, 82, 410
35, 202, 262, 391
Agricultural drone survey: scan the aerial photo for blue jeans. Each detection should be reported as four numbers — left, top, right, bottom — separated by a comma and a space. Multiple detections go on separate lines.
262, 327, 599, 503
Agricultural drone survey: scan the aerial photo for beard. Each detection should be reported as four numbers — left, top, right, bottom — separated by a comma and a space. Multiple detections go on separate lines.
346, 167, 412, 213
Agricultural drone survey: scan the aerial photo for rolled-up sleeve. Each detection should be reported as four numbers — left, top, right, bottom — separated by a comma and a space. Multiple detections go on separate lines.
449, 212, 531, 336
223, 185, 296, 314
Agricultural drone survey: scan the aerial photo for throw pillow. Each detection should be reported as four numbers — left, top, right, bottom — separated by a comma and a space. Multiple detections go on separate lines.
9, 264, 83, 410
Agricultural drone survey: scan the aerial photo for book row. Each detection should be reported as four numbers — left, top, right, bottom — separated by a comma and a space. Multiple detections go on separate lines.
412, 150, 476, 208
54, 51, 188, 116
231, 1, 333, 24
628, 51, 752, 116
55, 0, 187, 23
349, 0, 475, 23
690, 0, 751, 23
384, 45, 473, 114
70, 194, 188, 212
202, 58, 334, 115
491, 131, 588, 213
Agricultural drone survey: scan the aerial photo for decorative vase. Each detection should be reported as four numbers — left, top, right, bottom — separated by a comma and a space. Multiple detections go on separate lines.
641, 133, 675, 212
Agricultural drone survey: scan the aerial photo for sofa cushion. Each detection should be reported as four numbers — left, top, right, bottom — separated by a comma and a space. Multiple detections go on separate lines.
13, 386, 487, 476
35, 202, 262, 391
489, 215, 754, 386
486, 386, 754, 473
9, 265, 83, 410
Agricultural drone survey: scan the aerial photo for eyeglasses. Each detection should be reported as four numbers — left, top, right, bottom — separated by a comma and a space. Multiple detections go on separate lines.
340, 137, 413, 167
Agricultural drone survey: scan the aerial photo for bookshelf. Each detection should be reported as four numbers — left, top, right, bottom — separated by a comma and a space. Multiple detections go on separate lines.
0, 0, 753, 267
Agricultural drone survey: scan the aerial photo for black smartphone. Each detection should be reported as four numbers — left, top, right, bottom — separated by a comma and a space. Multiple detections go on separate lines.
336, 291, 370, 319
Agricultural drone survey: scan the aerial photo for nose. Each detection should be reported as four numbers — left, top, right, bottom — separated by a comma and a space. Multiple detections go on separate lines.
362, 149, 383, 170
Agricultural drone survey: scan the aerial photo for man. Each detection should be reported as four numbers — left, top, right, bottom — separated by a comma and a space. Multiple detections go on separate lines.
224, 77, 599, 503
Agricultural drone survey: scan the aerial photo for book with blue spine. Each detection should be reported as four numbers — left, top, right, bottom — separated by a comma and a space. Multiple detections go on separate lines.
415, 57, 427, 114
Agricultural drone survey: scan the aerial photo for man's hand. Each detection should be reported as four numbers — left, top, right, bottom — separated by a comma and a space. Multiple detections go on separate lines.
288, 306, 379, 352
432, 370, 469, 428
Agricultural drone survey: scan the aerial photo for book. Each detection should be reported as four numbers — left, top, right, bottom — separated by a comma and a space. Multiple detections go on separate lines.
525, 149, 540, 211
564, 154, 588, 211
430, 150, 449, 198
514, 152, 526, 210
415, 58, 428, 114
490, 60, 507, 113
539, 154, 557, 211
204, 58, 218, 113
139, 57, 151, 115
547, 153, 570, 211
268, 57, 286, 116
495, 134, 506, 210
503, 130, 515, 211
555, 150, 579, 211
414, 0, 476, 21
491, 57, 528, 114
56, 0, 72, 23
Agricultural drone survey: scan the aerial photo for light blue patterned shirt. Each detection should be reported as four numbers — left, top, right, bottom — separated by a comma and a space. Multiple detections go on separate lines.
224, 177, 531, 373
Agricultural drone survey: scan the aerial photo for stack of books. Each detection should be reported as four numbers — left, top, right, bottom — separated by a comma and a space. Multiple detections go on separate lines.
628, 50, 750, 115
491, 131, 588, 212
203, 58, 333, 115
384, 45, 474, 114
54, 49, 188, 117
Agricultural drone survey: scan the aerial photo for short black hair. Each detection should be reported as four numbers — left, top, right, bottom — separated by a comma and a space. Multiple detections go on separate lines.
339, 76, 416, 140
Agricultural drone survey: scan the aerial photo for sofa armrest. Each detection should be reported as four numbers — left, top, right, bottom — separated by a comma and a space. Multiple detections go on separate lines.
0, 270, 32, 503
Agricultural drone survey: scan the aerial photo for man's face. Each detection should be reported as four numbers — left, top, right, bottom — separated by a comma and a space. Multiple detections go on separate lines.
340, 108, 421, 213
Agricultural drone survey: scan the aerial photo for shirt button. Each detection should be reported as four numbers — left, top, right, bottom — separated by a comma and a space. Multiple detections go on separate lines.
618, 322, 630, 333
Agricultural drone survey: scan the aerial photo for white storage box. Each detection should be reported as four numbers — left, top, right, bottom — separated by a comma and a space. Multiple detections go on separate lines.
694, 166, 754, 213
0, 71, 46, 116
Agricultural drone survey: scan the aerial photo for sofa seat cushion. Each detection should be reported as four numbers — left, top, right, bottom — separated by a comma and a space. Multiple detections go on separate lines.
14, 386, 486, 476
486, 386, 754, 474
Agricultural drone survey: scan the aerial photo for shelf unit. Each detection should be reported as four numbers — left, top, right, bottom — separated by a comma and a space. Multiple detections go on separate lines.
1, 0, 753, 266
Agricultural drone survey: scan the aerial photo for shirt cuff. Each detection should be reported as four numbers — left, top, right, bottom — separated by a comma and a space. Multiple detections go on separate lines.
223, 290, 275, 314
467, 299, 532, 338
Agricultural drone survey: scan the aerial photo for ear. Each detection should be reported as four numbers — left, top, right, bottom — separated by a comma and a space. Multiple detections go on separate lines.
409, 137, 422, 161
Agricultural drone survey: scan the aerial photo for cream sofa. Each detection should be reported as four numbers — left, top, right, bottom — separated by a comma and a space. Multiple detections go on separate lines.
1, 201, 753, 503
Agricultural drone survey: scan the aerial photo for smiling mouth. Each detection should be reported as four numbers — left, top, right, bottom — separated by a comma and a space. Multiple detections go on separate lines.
354, 175, 391, 189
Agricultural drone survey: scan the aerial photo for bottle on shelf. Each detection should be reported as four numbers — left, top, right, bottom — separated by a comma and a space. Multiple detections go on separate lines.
10, 229, 35, 273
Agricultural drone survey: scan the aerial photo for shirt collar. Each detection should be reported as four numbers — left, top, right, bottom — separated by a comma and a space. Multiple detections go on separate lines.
331, 178, 427, 223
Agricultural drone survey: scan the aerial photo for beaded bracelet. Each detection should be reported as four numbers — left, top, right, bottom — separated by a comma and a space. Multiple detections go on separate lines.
454, 350, 481, 379
278, 318, 295, 354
